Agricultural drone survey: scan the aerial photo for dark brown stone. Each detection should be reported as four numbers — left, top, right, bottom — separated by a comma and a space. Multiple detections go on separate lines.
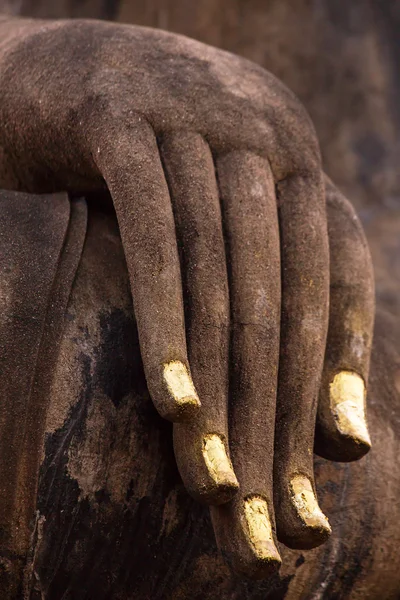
0, 3, 398, 597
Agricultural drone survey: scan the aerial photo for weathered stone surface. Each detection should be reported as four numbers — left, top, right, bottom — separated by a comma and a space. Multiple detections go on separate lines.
0, 2, 398, 597
19, 205, 400, 599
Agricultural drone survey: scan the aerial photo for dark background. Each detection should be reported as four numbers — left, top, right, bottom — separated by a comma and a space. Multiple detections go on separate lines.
2, 0, 400, 315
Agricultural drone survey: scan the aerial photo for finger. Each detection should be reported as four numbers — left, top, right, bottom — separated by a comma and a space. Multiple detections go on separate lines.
273, 171, 332, 549
93, 117, 200, 422
160, 132, 238, 505
315, 177, 374, 462
210, 151, 281, 578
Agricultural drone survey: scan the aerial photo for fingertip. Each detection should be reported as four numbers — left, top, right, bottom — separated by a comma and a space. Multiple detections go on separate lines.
162, 360, 201, 422
329, 371, 372, 452
278, 475, 331, 550
212, 497, 282, 580
242, 496, 282, 578
174, 430, 239, 505
202, 434, 239, 504
315, 370, 372, 462
290, 476, 331, 541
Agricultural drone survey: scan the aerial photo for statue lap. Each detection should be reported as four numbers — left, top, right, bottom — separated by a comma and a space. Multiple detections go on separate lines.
0, 192, 399, 599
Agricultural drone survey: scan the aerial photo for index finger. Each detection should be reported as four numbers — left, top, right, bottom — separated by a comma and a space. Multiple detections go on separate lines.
93, 116, 200, 422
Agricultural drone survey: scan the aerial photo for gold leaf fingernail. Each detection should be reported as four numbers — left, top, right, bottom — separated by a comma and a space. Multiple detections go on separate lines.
244, 497, 281, 563
203, 434, 238, 488
330, 371, 371, 446
163, 361, 200, 408
291, 476, 331, 534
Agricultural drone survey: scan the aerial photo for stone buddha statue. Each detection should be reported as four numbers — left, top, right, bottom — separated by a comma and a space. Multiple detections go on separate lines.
0, 14, 398, 599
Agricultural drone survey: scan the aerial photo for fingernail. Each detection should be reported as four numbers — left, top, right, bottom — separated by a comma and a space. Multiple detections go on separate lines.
244, 497, 281, 563
203, 434, 239, 488
330, 371, 371, 447
163, 361, 201, 408
290, 476, 331, 534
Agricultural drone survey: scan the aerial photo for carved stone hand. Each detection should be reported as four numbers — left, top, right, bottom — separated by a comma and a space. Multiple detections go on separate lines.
0, 16, 374, 578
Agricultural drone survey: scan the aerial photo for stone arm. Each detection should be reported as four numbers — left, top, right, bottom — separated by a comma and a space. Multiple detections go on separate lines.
0, 15, 374, 580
